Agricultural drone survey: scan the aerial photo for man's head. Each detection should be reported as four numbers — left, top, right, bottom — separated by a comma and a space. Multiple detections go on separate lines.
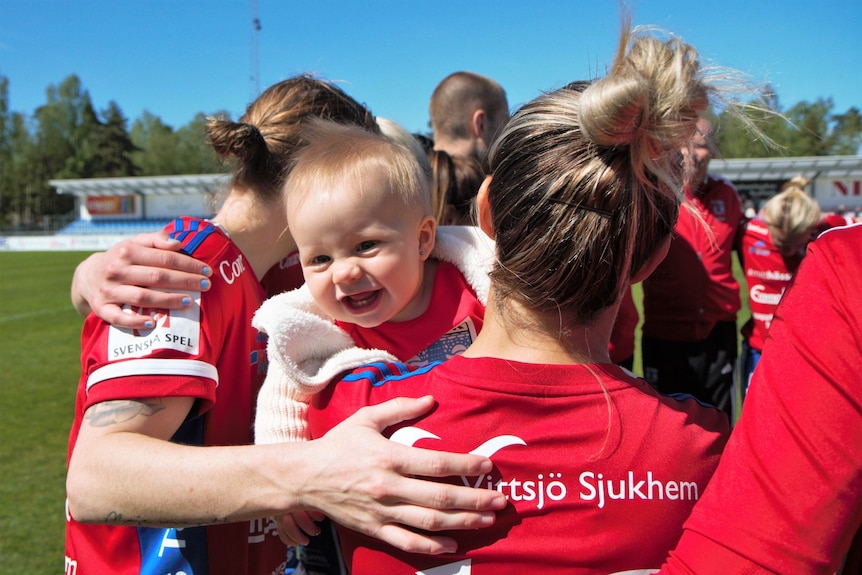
680, 118, 715, 191
429, 71, 509, 162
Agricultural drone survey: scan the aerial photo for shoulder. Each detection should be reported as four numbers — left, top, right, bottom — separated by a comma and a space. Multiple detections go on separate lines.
309, 361, 441, 438
814, 221, 862, 258
743, 218, 770, 240
707, 173, 738, 193
781, 223, 862, 328
789, 223, 862, 302
706, 175, 742, 207
165, 217, 229, 259
341, 360, 441, 387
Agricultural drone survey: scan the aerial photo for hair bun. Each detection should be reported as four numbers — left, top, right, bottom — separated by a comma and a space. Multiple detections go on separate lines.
579, 29, 710, 168
579, 75, 649, 148
206, 118, 268, 161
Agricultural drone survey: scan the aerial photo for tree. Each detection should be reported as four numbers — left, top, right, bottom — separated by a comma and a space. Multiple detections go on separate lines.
174, 112, 225, 175
712, 85, 790, 158
91, 102, 139, 177
130, 111, 181, 175
784, 98, 833, 157
0, 75, 11, 223
714, 92, 862, 158
5, 74, 853, 228
831, 107, 862, 156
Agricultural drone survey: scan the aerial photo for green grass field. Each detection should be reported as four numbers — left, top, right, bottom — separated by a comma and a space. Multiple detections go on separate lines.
0, 251, 92, 574
0, 250, 749, 574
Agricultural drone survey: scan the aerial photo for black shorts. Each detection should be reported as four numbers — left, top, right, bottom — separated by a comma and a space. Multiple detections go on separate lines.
641, 320, 737, 417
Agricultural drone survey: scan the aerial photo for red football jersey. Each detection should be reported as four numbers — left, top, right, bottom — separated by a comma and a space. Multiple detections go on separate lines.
337, 261, 484, 365
642, 175, 743, 341
738, 218, 803, 351
65, 217, 285, 575
309, 357, 729, 574
260, 250, 305, 297
660, 223, 862, 574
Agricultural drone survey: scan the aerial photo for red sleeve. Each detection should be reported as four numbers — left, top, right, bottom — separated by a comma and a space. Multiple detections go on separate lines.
308, 363, 417, 439
659, 224, 862, 574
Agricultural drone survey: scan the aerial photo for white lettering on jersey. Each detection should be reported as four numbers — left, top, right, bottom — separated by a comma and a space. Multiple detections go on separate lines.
108, 290, 201, 359
578, 471, 699, 508
750, 284, 785, 305
248, 516, 279, 544
64, 555, 78, 575
468, 471, 567, 510
390, 427, 702, 514
219, 254, 247, 285
752, 311, 775, 330
158, 528, 187, 557
277, 252, 300, 270
747, 269, 792, 281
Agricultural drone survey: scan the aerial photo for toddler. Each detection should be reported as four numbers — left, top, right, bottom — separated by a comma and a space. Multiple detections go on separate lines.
253, 119, 493, 445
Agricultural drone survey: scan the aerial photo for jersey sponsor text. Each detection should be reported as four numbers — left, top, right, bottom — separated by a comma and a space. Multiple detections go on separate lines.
109, 292, 202, 359
750, 284, 785, 305
579, 470, 699, 509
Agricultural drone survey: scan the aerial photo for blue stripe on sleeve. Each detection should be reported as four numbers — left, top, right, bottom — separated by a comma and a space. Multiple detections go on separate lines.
342, 361, 443, 388
168, 218, 216, 256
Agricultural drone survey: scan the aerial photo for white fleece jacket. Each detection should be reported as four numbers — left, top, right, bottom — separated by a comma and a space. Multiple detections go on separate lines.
252, 225, 494, 444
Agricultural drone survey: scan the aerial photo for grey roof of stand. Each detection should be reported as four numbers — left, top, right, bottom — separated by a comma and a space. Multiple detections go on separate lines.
50, 174, 230, 197
51, 156, 862, 197
710, 155, 862, 182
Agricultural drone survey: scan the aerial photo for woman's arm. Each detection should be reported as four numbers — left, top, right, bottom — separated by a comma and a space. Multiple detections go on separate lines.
71, 231, 212, 329
67, 394, 506, 555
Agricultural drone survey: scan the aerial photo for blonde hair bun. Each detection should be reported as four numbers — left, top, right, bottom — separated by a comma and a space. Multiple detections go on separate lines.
579, 27, 708, 160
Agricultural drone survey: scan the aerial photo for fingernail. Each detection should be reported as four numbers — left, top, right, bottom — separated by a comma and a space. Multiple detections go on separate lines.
144, 320, 154, 328
480, 513, 496, 525
200, 279, 211, 290
182, 296, 191, 306
202, 266, 212, 276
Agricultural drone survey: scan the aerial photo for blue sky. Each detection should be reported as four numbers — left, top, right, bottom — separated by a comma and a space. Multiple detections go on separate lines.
2, 1, 860, 135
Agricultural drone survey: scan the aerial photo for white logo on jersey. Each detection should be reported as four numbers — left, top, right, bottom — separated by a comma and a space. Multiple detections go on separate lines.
750, 284, 785, 305
390, 428, 565, 509
417, 558, 472, 575
108, 291, 201, 359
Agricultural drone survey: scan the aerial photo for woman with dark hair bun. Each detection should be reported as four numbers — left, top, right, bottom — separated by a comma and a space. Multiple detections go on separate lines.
64, 75, 505, 575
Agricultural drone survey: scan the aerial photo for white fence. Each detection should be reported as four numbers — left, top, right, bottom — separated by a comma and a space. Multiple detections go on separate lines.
0, 234, 132, 251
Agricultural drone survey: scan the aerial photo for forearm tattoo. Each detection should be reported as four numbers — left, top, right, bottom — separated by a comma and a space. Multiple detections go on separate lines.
84, 399, 167, 427
102, 511, 230, 527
